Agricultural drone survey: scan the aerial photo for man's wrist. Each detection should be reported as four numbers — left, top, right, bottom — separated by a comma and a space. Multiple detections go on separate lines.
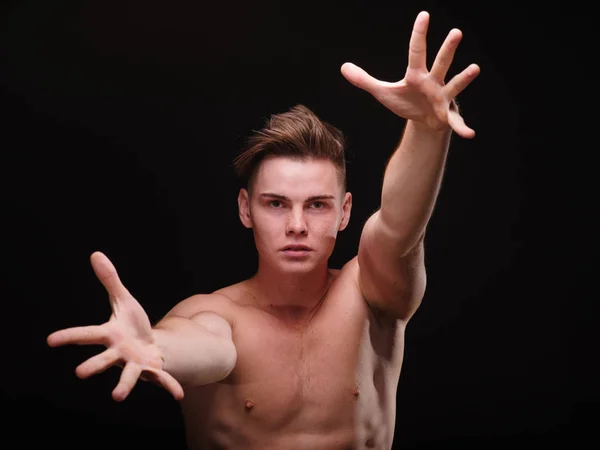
410, 119, 451, 137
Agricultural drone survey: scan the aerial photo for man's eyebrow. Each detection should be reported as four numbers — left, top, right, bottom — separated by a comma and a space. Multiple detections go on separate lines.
259, 193, 335, 201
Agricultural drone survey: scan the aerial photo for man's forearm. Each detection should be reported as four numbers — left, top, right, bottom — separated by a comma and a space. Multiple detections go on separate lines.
153, 315, 237, 387
378, 119, 452, 254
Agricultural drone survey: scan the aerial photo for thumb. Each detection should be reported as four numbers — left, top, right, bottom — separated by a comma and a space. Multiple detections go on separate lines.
90, 251, 129, 299
340, 62, 383, 93
448, 109, 476, 139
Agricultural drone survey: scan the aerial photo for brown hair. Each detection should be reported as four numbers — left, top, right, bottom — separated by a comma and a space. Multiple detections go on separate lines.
233, 104, 347, 192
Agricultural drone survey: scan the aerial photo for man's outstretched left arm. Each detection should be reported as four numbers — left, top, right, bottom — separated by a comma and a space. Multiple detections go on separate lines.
358, 120, 451, 321
343, 11, 480, 321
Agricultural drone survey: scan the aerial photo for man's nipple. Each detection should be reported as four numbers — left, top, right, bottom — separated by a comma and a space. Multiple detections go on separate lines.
245, 399, 254, 411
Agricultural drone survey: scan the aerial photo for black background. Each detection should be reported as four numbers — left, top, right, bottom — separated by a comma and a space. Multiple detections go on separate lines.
1, 0, 594, 448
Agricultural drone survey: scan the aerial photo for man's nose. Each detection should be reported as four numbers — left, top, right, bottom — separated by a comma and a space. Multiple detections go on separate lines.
285, 208, 308, 235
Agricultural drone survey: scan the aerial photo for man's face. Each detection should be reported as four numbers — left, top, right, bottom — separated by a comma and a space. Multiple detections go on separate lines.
238, 156, 352, 273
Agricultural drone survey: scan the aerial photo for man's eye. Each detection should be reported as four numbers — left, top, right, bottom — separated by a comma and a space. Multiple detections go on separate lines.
269, 200, 282, 208
311, 202, 324, 209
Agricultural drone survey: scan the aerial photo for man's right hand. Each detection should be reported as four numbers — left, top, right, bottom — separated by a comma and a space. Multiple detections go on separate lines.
47, 251, 184, 401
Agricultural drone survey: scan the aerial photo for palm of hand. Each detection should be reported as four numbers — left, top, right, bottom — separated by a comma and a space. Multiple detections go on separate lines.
106, 295, 162, 370
372, 71, 449, 129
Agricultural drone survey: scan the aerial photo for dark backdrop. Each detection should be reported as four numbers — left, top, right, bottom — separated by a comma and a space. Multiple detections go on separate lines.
1, 1, 593, 448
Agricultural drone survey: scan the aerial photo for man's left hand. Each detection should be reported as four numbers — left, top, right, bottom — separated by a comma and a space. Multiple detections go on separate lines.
341, 11, 480, 138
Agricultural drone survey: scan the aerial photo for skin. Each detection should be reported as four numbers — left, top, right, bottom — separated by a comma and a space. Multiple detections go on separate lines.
47, 11, 480, 449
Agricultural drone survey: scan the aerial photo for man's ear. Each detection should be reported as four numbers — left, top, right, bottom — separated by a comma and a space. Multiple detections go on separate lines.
338, 191, 352, 231
238, 188, 252, 229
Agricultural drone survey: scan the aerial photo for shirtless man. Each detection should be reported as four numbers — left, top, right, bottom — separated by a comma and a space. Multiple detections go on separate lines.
47, 11, 480, 449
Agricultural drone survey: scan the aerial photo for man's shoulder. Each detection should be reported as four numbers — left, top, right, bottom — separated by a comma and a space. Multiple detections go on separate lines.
325, 257, 363, 299
332, 256, 360, 282
212, 278, 255, 306
164, 281, 251, 325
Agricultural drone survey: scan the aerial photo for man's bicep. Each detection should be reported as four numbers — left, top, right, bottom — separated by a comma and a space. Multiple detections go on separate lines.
357, 211, 427, 321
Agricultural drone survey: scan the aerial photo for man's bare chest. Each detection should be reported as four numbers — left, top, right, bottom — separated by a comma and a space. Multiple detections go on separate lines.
226, 301, 369, 425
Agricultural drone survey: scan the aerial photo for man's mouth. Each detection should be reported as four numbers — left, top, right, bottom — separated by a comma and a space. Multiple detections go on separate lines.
282, 245, 312, 251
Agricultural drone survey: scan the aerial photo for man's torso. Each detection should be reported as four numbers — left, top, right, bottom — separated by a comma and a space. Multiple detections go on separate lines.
179, 257, 406, 449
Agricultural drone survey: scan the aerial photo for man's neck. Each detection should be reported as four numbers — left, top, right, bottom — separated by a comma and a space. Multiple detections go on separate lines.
250, 262, 333, 324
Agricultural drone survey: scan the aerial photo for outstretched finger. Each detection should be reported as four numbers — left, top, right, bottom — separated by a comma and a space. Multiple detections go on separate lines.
112, 363, 141, 402
340, 63, 393, 94
448, 109, 475, 139
47, 325, 108, 347
142, 368, 185, 401
444, 63, 480, 100
408, 11, 430, 70
90, 251, 130, 300
75, 348, 120, 379
430, 28, 462, 83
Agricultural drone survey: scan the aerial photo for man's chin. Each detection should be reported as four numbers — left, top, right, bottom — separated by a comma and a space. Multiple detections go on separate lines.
276, 258, 320, 274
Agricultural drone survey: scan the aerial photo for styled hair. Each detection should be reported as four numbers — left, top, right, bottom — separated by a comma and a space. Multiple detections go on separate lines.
233, 104, 347, 191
